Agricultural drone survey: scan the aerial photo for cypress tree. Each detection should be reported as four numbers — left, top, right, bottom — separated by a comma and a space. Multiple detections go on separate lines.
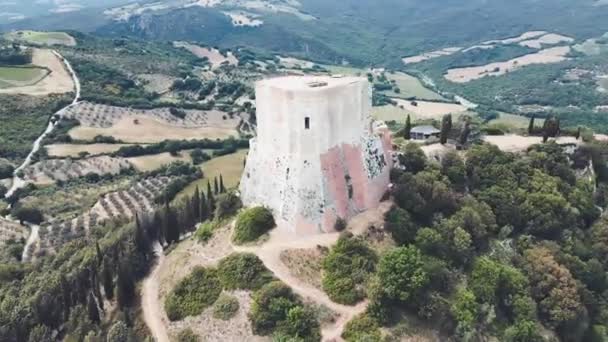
192, 186, 201, 221
102, 258, 114, 300
208, 187, 216, 220
87, 293, 100, 323
404, 114, 411, 140
219, 174, 226, 193
576, 126, 581, 140
200, 190, 208, 222
116, 263, 135, 309
207, 180, 213, 198
528, 115, 535, 135
214, 177, 219, 194
440, 114, 451, 144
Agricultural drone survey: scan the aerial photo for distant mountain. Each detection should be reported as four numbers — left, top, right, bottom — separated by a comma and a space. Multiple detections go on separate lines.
3, 0, 608, 66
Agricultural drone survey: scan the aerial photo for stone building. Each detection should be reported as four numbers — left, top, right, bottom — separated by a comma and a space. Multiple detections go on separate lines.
239, 75, 393, 234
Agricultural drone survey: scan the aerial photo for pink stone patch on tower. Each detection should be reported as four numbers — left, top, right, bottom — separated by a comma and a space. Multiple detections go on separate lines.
240, 75, 392, 234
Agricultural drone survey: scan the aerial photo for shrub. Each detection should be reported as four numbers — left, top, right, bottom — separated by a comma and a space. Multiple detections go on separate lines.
334, 217, 347, 232
177, 328, 199, 342
215, 192, 242, 219
195, 221, 214, 243
13, 206, 44, 225
212, 294, 240, 320
232, 207, 275, 244
342, 314, 382, 342
217, 253, 273, 290
164, 267, 222, 321
0, 162, 14, 179
322, 234, 377, 305
249, 281, 320, 340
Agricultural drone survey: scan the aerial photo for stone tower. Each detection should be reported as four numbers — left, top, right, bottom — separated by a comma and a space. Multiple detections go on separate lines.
240, 75, 392, 234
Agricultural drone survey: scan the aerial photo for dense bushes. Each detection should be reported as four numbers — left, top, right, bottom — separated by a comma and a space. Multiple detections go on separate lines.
217, 253, 273, 290
249, 281, 321, 341
212, 294, 240, 320
114, 137, 248, 158
321, 233, 377, 305
0, 161, 14, 179
177, 328, 200, 342
232, 206, 275, 244
369, 140, 608, 340
164, 267, 222, 321
342, 314, 382, 342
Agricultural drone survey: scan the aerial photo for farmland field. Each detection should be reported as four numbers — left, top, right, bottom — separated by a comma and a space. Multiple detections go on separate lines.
383, 72, 445, 100
0, 66, 49, 88
68, 116, 239, 143
0, 48, 74, 96
4, 30, 76, 46
127, 151, 193, 172
175, 149, 248, 201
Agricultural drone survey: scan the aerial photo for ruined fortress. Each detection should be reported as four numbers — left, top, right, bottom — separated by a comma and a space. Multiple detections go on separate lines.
240, 76, 392, 234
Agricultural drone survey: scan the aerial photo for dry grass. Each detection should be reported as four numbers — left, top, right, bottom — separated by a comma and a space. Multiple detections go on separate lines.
487, 113, 545, 130
374, 99, 469, 123
519, 33, 573, 49
46, 143, 136, 157
68, 116, 238, 143
0, 48, 74, 95
127, 151, 192, 172
279, 247, 326, 290
483, 135, 579, 152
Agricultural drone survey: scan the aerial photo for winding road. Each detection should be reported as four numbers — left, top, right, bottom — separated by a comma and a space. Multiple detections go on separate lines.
4, 50, 81, 262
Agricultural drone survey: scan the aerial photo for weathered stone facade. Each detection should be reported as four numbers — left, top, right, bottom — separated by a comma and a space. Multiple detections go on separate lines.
240, 76, 392, 234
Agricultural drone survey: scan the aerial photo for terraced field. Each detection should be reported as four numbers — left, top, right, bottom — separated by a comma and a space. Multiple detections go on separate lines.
22, 156, 132, 184
31, 176, 173, 259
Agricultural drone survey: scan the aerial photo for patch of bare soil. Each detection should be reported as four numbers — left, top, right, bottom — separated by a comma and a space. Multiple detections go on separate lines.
0, 48, 74, 96
402, 47, 462, 64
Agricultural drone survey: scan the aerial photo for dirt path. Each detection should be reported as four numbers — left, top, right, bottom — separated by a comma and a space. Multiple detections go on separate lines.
234, 202, 391, 341
142, 243, 170, 342
141, 203, 390, 342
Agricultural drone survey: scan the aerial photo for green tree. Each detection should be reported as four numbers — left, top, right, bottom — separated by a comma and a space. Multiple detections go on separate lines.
322, 234, 377, 304
384, 206, 417, 245
107, 321, 130, 342
398, 143, 426, 174
376, 246, 428, 302
523, 247, 583, 328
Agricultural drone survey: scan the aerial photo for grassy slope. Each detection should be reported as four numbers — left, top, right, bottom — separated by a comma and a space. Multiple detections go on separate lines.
175, 149, 248, 202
